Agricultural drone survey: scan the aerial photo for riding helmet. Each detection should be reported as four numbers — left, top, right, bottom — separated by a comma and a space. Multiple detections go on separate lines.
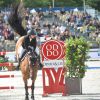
27, 29, 36, 36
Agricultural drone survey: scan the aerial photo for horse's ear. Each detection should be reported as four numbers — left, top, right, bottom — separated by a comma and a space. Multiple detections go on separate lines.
8, 2, 27, 37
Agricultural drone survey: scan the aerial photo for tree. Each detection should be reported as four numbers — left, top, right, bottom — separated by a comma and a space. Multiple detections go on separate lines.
0, 0, 20, 7
86, 0, 100, 11
0, 0, 100, 11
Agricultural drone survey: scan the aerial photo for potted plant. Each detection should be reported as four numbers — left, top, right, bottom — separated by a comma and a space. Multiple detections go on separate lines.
0, 56, 14, 71
0, 56, 5, 70
64, 36, 89, 95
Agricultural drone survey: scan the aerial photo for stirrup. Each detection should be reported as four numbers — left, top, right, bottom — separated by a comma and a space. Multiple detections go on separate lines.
16, 65, 19, 70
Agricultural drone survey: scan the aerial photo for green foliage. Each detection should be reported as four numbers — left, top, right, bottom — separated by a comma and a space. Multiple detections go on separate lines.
23, 0, 51, 8
0, 0, 99, 11
65, 37, 89, 78
0, 0, 20, 7
86, 0, 100, 11
0, 57, 5, 63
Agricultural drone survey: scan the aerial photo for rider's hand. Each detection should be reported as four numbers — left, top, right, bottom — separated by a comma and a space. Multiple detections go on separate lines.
28, 46, 34, 52
28, 51, 31, 55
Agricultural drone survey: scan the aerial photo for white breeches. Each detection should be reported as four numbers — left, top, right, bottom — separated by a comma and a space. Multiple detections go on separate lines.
18, 46, 25, 58
17, 45, 40, 60
35, 46, 40, 55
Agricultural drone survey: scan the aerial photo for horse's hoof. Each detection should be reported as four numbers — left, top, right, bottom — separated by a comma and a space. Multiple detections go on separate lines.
31, 95, 34, 100
25, 96, 29, 100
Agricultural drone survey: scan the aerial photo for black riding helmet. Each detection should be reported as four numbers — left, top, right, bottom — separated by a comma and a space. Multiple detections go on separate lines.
27, 29, 36, 35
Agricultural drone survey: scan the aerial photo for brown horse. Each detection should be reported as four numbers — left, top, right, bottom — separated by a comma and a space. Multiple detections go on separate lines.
16, 37, 38, 100
20, 53, 38, 100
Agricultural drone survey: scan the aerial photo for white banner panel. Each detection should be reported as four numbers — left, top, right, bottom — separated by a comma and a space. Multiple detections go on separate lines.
43, 60, 64, 68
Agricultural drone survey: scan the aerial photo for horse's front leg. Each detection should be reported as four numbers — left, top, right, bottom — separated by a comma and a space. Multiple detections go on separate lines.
31, 82, 34, 100
30, 62, 38, 100
25, 83, 29, 97
23, 77, 29, 99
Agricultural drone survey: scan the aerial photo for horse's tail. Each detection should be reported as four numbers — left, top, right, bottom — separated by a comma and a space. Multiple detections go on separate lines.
8, 2, 27, 36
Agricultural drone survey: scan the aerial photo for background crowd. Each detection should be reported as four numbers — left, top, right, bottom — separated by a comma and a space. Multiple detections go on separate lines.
0, 7, 100, 51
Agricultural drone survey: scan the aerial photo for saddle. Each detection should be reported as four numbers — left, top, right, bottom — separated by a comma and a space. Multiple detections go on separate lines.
21, 51, 38, 66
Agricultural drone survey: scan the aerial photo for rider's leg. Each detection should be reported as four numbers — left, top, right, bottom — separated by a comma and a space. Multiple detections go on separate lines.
16, 46, 25, 70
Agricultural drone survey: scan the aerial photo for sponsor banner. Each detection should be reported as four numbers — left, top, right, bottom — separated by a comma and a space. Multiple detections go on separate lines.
41, 40, 65, 68
43, 60, 64, 68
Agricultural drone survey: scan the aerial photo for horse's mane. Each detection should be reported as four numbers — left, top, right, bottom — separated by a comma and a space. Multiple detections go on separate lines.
8, 2, 27, 36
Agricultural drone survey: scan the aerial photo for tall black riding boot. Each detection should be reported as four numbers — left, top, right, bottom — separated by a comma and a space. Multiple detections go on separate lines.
16, 58, 21, 70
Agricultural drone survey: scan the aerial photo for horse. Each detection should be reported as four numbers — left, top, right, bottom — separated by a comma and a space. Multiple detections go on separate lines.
20, 52, 38, 100
15, 36, 38, 100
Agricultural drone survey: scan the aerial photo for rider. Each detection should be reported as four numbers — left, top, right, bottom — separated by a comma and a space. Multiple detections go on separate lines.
16, 29, 38, 70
